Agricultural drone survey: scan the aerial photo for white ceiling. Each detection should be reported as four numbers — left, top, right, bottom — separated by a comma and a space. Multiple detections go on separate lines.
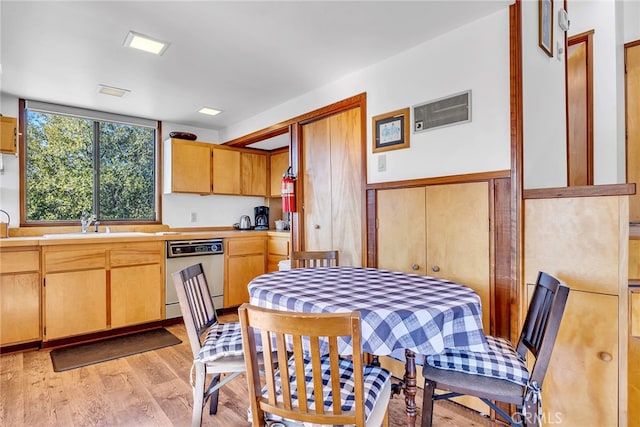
0, 1, 510, 135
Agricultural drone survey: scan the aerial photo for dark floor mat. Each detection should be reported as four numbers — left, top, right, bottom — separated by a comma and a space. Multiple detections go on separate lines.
50, 328, 182, 372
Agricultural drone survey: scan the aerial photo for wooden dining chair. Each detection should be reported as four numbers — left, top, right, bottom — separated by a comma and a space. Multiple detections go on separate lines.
239, 303, 392, 427
420, 271, 570, 427
172, 263, 246, 427
291, 250, 339, 268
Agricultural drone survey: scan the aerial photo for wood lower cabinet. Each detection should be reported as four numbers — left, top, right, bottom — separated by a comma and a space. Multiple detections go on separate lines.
225, 236, 266, 307
0, 248, 41, 346
267, 234, 290, 272
110, 242, 163, 328
42, 241, 164, 341
630, 288, 640, 423
524, 194, 628, 426
377, 181, 490, 332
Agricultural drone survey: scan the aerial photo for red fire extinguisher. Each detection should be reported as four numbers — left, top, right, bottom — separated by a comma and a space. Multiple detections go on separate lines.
281, 167, 296, 213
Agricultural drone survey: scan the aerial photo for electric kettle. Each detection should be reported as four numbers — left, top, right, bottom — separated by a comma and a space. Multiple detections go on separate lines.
238, 215, 252, 230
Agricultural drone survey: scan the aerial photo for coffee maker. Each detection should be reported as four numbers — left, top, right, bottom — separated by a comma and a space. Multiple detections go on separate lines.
254, 206, 269, 230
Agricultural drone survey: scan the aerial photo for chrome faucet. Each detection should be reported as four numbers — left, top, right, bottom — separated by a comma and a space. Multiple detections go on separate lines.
80, 214, 97, 233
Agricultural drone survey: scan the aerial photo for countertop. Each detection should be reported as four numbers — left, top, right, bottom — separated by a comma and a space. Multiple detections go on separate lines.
0, 229, 291, 248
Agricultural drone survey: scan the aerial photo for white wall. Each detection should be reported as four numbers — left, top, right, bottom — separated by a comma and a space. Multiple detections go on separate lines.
523, 0, 625, 188
222, 9, 512, 184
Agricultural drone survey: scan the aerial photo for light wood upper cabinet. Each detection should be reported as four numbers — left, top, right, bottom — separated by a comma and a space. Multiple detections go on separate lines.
0, 248, 41, 346
166, 139, 212, 194
241, 151, 267, 196
270, 151, 289, 197
165, 138, 267, 196
0, 116, 17, 154
212, 146, 241, 194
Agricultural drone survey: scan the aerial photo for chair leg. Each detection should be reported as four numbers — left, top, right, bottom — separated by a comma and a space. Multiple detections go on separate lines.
420, 379, 436, 427
382, 407, 389, 427
208, 374, 220, 415
192, 362, 206, 427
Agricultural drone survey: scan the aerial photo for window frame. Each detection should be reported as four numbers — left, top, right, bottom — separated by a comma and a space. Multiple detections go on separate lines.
18, 98, 163, 227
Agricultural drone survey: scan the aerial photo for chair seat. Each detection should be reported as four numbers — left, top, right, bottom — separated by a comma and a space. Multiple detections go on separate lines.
425, 335, 529, 386
267, 355, 391, 422
198, 321, 245, 363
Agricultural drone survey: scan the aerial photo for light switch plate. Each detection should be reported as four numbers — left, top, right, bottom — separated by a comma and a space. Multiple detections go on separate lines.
377, 155, 387, 172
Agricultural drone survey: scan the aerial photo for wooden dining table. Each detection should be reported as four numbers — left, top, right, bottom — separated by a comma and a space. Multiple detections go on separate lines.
248, 266, 488, 427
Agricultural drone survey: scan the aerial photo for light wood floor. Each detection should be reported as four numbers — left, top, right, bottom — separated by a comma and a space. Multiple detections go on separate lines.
0, 321, 499, 427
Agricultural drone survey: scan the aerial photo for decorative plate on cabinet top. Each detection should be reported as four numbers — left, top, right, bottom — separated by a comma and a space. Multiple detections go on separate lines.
169, 131, 197, 141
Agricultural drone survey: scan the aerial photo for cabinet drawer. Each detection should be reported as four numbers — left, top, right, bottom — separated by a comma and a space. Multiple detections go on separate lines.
268, 238, 289, 256
110, 242, 163, 267
227, 237, 265, 256
44, 248, 107, 273
0, 250, 39, 273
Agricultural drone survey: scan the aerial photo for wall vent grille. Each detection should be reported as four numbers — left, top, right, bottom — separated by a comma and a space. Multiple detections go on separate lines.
413, 90, 471, 133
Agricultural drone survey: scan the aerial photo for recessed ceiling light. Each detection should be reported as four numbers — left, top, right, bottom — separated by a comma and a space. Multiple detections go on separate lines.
97, 84, 130, 97
123, 31, 169, 55
198, 107, 222, 116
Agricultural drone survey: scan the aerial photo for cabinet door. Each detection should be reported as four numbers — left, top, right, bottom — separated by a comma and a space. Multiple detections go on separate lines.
270, 151, 289, 197
0, 116, 17, 154
267, 235, 290, 272
241, 152, 267, 196
44, 269, 107, 340
170, 139, 212, 193
377, 187, 426, 274
630, 289, 640, 423
539, 289, 618, 426
111, 264, 162, 328
0, 272, 40, 345
426, 182, 490, 331
226, 254, 265, 307
212, 147, 241, 194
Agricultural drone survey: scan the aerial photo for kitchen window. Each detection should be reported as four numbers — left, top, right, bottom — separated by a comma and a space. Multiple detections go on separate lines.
20, 99, 160, 225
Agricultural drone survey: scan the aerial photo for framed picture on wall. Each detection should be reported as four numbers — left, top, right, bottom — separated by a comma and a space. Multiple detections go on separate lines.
372, 108, 410, 153
539, 0, 554, 57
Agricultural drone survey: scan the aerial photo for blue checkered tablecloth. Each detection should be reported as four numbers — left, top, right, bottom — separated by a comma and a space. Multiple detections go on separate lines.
248, 267, 488, 360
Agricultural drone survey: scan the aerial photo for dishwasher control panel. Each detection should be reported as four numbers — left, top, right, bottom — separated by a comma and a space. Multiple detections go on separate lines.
167, 238, 224, 258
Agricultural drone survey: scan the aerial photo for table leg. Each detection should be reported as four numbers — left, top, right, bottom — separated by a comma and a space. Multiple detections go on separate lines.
404, 349, 417, 427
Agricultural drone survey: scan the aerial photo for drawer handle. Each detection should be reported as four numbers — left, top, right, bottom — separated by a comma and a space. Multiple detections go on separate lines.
432, 265, 440, 272
598, 351, 613, 362
314, 224, 320, 229
411, 264, 419, 271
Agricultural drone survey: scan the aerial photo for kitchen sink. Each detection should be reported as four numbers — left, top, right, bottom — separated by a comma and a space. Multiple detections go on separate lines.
42, 232, 153, 239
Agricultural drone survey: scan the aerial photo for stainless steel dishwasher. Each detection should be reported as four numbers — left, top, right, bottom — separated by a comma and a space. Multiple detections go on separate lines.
165, 238, 224, 319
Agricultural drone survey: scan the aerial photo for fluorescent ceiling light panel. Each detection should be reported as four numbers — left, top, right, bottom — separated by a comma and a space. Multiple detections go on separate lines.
198, 107, 222, 116
124, 31, 169, 55
98, 84, 130, 97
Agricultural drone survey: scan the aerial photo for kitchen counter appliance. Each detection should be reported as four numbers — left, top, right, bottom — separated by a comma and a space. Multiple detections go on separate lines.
165, 238, 224, 318
255, 206, 269, 230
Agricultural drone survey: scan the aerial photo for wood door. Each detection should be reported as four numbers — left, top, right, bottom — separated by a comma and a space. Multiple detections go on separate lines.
171, 140, 212, 193
44, 269, 107, 340
539, 289, 618, 426
377, 187, 426, 274
567, 31, 594, 186
426, 182, 490, 332
627, 42, 640, 222
212, 147, 241, 194
241, 152, 267, 196
110, 264, 162, 328
301, 107, 363, 266
302, 115, 333, 251
329, 108, 363, 267
270, 150, 289, 197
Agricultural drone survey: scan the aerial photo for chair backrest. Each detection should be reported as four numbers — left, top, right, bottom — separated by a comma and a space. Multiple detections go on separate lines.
172, 263, 218, 359
516, 271, 570, 387
291, 250, 339, 268
239, 304, 367, 426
